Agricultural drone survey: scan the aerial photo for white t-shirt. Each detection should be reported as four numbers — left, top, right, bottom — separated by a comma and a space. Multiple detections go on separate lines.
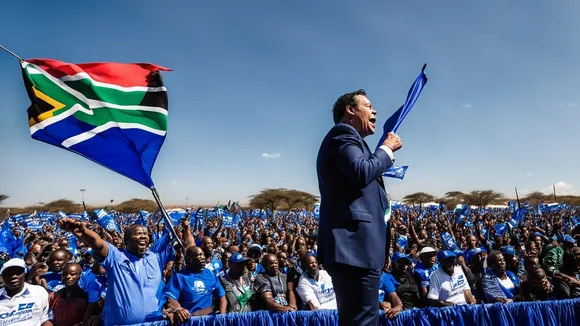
427, 266, 470, 305
0, 283, 52, 326
498, 276, 515, 292
296, 270, 337, 310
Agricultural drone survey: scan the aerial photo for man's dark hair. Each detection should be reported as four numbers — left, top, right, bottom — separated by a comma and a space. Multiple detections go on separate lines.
332, 89, 366, 124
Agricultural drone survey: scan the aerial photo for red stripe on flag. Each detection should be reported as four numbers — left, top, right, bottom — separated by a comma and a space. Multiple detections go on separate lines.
25, 58, 172, 87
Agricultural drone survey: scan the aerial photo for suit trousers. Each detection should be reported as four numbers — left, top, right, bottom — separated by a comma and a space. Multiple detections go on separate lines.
326, 263, 381, 326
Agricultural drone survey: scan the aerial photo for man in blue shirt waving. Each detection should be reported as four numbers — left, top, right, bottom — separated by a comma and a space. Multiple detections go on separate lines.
58, 218, 171, 326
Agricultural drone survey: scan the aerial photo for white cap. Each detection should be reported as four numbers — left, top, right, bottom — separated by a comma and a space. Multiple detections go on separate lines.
419, 247, 437, 256
0, 258, 26, 274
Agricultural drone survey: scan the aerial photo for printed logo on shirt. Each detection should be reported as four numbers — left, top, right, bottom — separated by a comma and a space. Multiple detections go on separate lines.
316, 286, 335, 305
0, 302, 35, 325
193, 280, 206, 295
456, 275, 465, 286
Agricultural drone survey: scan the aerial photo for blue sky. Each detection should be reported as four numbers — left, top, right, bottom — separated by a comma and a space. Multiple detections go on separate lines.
1, 0, 579, 207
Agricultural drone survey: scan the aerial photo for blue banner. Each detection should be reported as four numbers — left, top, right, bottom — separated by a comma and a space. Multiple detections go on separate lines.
376, 64, 428, 149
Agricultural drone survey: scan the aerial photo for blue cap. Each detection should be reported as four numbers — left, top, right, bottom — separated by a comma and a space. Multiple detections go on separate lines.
229, 253, 249, 264
437, 250, 457, 260
532, 232, 544, 238
501, 246, 515, 256
464, 247, 487, 265
391, 252, 412, 264
563, 235, 576, 244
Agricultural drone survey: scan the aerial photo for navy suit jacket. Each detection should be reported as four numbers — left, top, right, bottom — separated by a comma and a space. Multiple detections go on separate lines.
316, 123, 394, 270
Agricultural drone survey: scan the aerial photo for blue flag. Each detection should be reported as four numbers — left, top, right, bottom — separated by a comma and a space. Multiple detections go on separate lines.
376, 64, 428, 150
383, 165, 408, 179
94, 209, 121, 233
313, 203, 320, 219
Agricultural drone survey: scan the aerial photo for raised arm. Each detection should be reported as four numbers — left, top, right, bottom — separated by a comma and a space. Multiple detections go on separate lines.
58, 218, 108, 258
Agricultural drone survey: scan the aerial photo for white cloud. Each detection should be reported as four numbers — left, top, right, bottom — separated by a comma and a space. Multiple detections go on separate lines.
261, 153, 281, 159
558, 102, 578, 108
525, 172, 532, 176
550, 181, 574, 195
462, 103, 473, 108
171, 180, 177, 184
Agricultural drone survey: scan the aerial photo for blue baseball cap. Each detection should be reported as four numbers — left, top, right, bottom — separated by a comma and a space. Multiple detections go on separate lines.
501, 246, 516, 256
437, 250, 457, 260
464, 247, 487, 265
229, 253, 249, 264
392, 252, 412, 264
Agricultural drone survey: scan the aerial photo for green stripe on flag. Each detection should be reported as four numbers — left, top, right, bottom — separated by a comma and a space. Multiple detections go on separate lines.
25, 68, 167, 132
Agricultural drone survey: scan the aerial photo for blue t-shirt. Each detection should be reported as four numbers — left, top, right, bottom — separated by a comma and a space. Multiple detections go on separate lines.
378, 272, 398, 302
163, 268, 225, 313
414, 261, 439, 289
95, 242, 165, 326
206, 257, 222, 275
86, 275, 108, 303
41, 271, 63, 292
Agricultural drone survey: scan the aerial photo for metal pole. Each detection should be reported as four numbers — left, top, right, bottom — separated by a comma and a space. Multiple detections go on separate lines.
80, 189, 88, 212
553, 185, 557, 202
151, 186, 184, 248
515, 187, 521, 208
0, 44, 23, 61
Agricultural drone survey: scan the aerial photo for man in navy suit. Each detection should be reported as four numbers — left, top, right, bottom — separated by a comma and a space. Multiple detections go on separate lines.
316, 89, 402, 326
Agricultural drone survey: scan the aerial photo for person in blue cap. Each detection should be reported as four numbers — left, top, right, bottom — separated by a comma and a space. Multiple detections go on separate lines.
388, 252, 420, 311
219, 253, 255, 313
426, 250, 475, 307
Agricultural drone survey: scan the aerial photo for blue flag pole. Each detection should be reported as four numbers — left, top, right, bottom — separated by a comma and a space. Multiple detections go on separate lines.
376, 64, 428, 150
151, 186, 184, 249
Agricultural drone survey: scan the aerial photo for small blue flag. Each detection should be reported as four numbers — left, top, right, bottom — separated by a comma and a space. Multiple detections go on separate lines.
383, 165, 408, 179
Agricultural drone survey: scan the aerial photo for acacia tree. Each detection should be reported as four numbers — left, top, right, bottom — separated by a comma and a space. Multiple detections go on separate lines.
249, 188, 318, 211
32, 199, 83, 213
114, 198, 159, 213
524, 191, 547, 205
402, 192, 435, 206
462, 190, 506, 207
0, 194, 8, 206
439, 191, 466, 210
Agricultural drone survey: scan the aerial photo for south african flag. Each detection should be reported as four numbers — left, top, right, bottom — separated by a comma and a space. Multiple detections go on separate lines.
21, 58, 171, 188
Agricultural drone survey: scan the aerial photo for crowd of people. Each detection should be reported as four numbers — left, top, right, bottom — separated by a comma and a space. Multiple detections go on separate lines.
0, 203, 579, 326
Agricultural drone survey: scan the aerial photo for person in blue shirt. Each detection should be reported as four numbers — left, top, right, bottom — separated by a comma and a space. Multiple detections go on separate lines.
414, 246, 439, 305
58, 217, 171, 326
163, 246, 226, 325
201, 236, 223, 275
39, 248, 69, 292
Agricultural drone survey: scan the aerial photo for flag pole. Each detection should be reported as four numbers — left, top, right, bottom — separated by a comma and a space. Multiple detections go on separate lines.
515, 187, 521, 208
553, 184, 557, 202
150, 186, 184, 249
0, 44, 23, 61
